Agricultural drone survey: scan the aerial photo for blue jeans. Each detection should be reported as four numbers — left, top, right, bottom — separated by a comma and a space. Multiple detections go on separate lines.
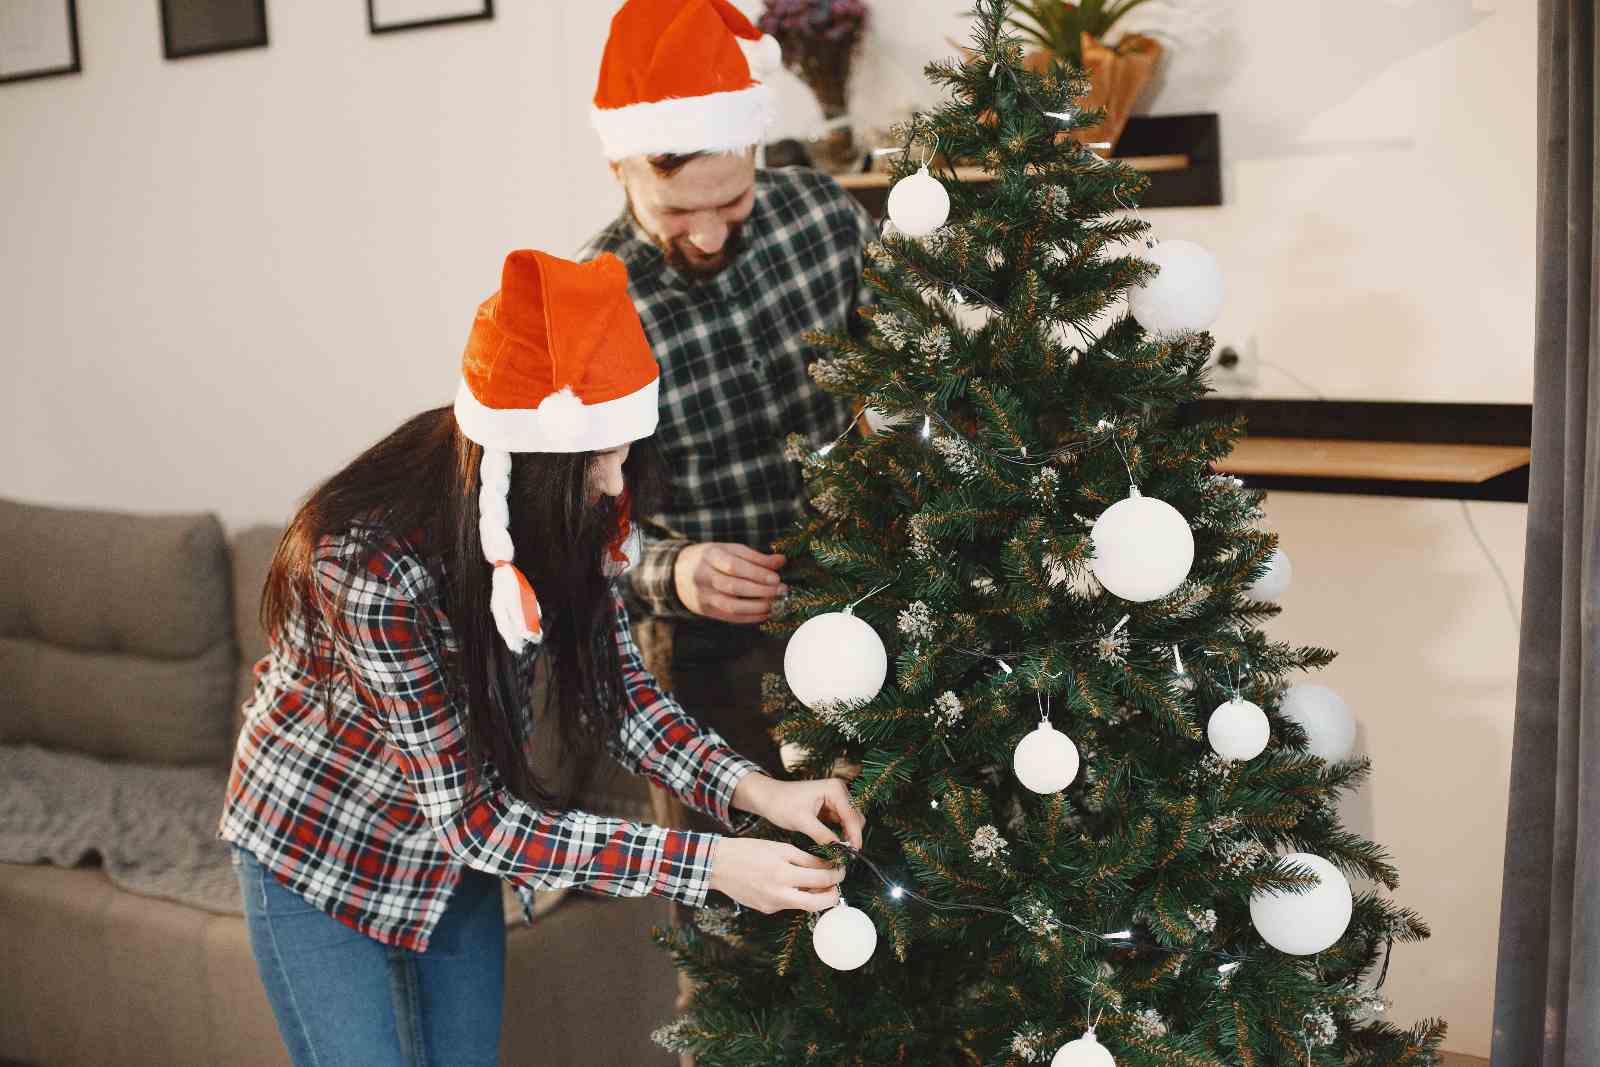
232, 847, 505, 1067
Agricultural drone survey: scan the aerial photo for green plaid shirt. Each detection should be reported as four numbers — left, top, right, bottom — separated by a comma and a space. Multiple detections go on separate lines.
578, 167, 875, 619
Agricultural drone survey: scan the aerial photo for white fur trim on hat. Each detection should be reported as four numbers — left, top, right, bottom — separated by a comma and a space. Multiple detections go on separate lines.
590, 83, 776, 161
453, 377, 659, 454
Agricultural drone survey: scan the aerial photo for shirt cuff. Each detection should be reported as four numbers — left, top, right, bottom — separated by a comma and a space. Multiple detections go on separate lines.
701, 750, 765, 829
654, 828, 724, 908
628, 537, 693, 618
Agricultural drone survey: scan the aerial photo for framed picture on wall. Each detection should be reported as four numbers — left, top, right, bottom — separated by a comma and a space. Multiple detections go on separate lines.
160, 0, 268, 61
0, 0, 81, 86
368, 0, 493, 36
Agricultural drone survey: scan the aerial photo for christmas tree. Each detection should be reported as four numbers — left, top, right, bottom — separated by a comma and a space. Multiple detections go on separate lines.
653, 3, 1446, 1063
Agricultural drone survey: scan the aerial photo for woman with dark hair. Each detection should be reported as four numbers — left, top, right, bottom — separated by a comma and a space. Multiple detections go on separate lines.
219, 249, 863, 1066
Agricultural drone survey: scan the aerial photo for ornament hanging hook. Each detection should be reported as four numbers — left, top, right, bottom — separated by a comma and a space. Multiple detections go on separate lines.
1107, 430, 1137, 493
846, 564, 906, 614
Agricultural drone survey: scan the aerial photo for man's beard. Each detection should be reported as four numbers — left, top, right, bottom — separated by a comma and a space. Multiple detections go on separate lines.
629, 200, 747, 280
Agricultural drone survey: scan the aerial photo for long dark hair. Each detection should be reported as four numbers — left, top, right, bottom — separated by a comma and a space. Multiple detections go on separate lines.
261, 407, 668, 809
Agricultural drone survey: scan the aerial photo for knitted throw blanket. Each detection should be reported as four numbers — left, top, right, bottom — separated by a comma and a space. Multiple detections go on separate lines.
0, 743, 242, 914
0, 743, 574, 925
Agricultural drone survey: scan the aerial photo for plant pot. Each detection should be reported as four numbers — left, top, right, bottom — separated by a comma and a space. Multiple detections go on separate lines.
1027, 31, 1162, 155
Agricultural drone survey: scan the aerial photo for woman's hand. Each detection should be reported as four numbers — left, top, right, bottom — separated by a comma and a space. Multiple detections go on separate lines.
733, 774, 865, 851
708, 838, 844, 914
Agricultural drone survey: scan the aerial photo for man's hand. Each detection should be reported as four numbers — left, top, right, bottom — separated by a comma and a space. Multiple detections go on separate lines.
674, 542, 787, 623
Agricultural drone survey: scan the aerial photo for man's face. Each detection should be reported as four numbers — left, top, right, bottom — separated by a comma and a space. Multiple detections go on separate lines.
613, 151, 756, 278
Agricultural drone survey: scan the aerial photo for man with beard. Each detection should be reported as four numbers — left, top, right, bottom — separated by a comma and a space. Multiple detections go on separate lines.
577, 0, 875, 976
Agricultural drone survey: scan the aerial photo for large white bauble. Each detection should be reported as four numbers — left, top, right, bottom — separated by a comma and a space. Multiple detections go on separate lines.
1129, 239, 1224, 333
887, 165, 950, 237
1089, 490, 1195, 602
813, 901, 878, 970
1248, 547, 1293, 603
1280, 683, 1356, 763
1250, 853, 1354, 956
1207, 698, 1269, 761
1052, 1028, 1116, 1067
784, 611, 888, 710
1013, 720, 1081, 794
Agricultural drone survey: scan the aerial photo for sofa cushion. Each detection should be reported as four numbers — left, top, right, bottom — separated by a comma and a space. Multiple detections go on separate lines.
0, 498, 235, 764
1, 640, 236, 765
229, 525, 283, 748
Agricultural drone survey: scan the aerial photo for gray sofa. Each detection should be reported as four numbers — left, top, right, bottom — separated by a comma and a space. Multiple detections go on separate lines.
0, 498, 680, 1066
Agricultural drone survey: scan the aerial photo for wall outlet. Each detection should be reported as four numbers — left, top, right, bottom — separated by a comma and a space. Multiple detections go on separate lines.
1208, 336, 1260, 394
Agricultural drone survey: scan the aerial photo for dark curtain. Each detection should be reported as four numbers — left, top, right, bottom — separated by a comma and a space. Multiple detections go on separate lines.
1491, 2, 1600, 1064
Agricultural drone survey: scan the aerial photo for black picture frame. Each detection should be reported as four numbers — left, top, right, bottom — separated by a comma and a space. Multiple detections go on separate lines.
160, 0, 269, 61
0, 0, 81, 87
367, 0, 493, 36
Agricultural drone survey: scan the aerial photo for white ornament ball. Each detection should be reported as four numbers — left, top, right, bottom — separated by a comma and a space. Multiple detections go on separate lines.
1052, 1028, 1116, 1067
863, 407, 910, 433
1248, 547, 1293, 603
1280, 683, 1356, 763
1129, 239, 1224, 333
779, 741, 812, 773
887, 165, 950, 237
1013, 721, 1081, 794
812, 901, 877, 970
784, 611, 888, 710
1250, 852, 1354, 956
1089, 490, 1195, 602
1207, 698, 1270, 761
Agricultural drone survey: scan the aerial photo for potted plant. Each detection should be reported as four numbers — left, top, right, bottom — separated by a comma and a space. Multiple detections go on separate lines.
759, 0, 870, 171
1007, 0, 1163, 153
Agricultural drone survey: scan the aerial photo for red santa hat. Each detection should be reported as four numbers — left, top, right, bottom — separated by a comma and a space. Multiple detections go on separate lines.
453, 249, 657, 652
591, 0, 783, 161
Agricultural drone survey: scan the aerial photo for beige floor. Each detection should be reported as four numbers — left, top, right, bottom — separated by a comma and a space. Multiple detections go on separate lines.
1441, 1054, 1489, 1067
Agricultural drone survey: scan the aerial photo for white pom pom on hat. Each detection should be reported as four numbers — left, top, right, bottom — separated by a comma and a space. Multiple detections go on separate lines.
739, 32, 784, 80
535, 387, 587, 449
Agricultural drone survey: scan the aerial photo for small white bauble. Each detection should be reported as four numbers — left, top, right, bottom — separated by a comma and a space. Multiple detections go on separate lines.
1248, 547, 1293, 603
1089, 489, 1195, 602
1052, 1027, 1116, 1067
1013, 720, 1081, 794
887, 165, 950, 237
813, 901, 877, 970
1280, 683, 1356, 763
784, 611, 888, 710
863, 407, 910, 433
779, 741, 812, 773
1207, 698, 1269, 761
1250, 852, 1354, 956
1129, 239, 1224, 333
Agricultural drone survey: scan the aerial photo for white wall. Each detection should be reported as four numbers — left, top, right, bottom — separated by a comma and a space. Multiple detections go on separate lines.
0, 0, 1530, 1055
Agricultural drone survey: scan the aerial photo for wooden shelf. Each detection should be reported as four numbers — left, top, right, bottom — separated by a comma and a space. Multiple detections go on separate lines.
1216, 438, 1532, 485
832, 113, 1221, 212
832, 154, 1191, 190
1178, 400, 1533, 503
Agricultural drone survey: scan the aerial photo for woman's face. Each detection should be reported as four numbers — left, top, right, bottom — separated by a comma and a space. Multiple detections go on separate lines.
589, 443, 631, 502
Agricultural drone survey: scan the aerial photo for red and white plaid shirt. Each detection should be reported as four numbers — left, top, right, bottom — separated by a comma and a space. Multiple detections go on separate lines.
219, 526, 760, 951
